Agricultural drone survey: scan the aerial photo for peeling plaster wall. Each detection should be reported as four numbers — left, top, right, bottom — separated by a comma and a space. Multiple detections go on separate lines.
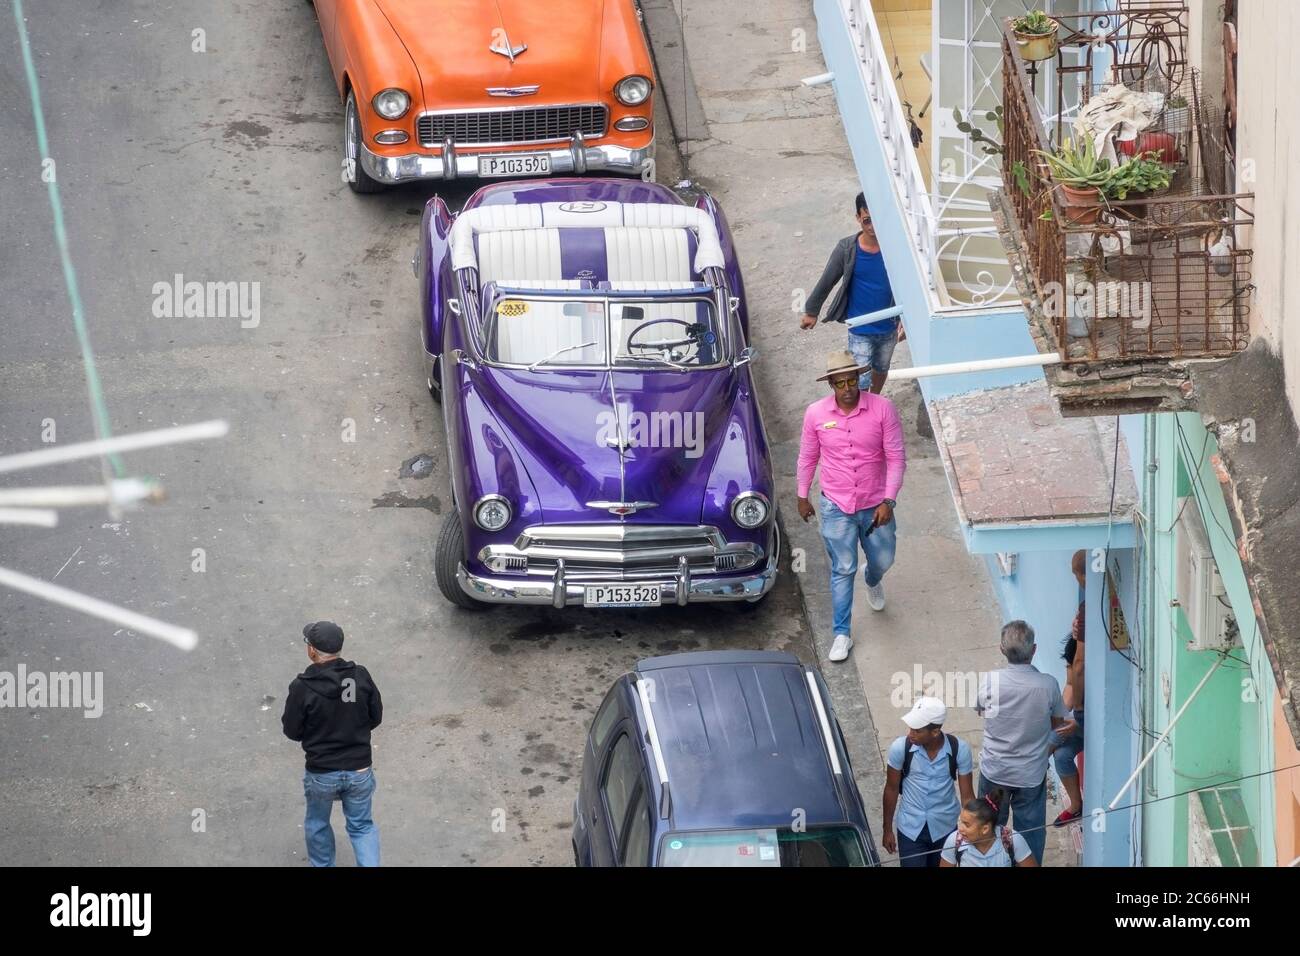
1236, 1, 1300, 419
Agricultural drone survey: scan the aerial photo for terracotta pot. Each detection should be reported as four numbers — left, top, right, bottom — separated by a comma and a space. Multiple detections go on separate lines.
1014, 24, 1059, 62
1059, 184, 1102, 225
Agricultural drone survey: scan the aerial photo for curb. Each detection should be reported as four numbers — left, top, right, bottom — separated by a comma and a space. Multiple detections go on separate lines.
639, 0, 710, 147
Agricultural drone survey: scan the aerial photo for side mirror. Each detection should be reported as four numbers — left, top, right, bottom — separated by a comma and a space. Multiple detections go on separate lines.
620, 305, 646, 323
733, 346, 757, 368
451, 348, 479, 372
728, 296, 741, 313
447, 298, 462, 316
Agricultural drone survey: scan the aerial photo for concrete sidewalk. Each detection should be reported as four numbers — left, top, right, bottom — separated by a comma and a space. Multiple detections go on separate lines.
645, 0, 1076, 865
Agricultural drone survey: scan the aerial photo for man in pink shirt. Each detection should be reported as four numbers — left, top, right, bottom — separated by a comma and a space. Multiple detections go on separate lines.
797, 351, 907, 662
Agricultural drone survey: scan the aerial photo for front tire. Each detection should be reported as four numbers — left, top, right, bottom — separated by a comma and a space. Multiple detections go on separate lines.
344, 91, 385, 194
436, 510, 488, 610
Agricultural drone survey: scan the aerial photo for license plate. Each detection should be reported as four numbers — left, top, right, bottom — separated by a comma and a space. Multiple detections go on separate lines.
478, 153, 551, 178
584, 584, 661, 607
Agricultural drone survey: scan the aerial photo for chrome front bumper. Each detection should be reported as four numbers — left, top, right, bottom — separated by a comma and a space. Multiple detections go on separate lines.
359, 137, 653, 184
457, 524, 780, 608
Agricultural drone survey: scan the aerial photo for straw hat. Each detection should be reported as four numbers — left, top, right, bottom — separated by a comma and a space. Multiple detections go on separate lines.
816, 349, 871, 382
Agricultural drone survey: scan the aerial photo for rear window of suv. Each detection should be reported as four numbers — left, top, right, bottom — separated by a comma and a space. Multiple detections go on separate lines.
657, 826, 866, 867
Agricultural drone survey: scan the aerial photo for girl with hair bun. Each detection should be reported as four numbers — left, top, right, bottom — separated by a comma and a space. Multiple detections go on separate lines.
939, 790, 1038, 867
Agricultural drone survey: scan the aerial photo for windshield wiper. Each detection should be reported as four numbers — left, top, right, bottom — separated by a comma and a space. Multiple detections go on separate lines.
527, 341, 598, 371
615, 353, 690, 372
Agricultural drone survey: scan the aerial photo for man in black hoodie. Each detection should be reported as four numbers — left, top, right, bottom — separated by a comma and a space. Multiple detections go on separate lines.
282, 621, 383, 866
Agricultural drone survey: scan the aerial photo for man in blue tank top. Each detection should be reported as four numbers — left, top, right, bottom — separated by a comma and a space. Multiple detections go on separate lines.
799, 192, 904, 393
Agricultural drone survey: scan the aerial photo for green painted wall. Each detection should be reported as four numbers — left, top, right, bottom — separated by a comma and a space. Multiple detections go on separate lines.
1139, 412, 1276, 866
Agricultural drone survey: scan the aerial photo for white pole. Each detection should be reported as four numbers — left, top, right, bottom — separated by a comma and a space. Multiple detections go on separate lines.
0, 565, 198, 651
0, 508, 59, 527
801, 71, 835, 87
1107, 655, 1228, 810
0, 420, 228, 475
0, 478, 161, 509
845, 304, 905, 329
888, 352, 1063, 381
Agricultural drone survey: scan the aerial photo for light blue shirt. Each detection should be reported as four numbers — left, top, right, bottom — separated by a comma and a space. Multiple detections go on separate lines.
941, 828, 1032, 867
887, 735, 973, 841
975, 663, 1068, 788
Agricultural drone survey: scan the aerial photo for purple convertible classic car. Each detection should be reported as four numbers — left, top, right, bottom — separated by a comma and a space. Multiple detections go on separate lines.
416, 177, 777, 610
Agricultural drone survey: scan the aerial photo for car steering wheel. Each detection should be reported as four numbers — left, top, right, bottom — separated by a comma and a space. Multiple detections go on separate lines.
625, 318, 700, 363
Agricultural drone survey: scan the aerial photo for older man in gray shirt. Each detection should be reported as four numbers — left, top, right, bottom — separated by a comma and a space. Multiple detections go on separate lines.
974, 620, 1074, 864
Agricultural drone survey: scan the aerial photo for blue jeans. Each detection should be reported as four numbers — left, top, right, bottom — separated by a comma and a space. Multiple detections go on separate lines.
847, 324, 899, 385
898, 822, 949, 868
1053, 708, 1085, 779
303, 768, 380, 867
978, 772, 1047, 864
819, 494, 898, 637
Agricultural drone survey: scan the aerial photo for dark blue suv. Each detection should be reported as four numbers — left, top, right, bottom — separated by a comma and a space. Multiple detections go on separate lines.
572, 650, 878, 866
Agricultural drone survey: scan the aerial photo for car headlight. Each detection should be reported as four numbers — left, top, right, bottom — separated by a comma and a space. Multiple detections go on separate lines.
614, 75, 652, 106
473, 495, 513, 532
731, 492, 770, 529
372, 88, 411, 120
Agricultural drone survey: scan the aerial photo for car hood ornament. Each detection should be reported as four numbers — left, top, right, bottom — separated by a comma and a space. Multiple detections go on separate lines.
489, 33, 528, 62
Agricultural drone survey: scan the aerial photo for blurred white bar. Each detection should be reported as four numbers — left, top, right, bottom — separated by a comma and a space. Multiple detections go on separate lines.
802, 71, 835, 86
0, 478, 160, 508
0, 420, 229, 475
0, 566, 199, 651
888, 352, 1063, 381
0, 508, 59, 527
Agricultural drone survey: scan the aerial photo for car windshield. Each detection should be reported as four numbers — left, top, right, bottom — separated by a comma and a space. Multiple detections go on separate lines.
482, 294, 725, 369
657, 826, 867, 867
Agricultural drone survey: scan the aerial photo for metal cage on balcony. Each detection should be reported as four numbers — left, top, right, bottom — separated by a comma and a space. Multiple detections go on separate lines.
999, 6, 1254, 363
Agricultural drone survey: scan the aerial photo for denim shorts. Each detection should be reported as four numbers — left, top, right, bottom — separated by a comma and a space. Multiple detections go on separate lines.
847, 324, 899, 375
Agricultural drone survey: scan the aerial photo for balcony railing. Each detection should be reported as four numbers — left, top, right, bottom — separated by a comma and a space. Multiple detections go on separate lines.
1000, 7, 1254, 363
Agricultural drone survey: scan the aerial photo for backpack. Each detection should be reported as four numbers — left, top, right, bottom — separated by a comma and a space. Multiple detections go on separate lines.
954, 827, 1017, 867
898, 734, 959, 794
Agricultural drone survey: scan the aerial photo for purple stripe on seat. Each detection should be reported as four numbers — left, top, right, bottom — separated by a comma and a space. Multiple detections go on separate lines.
558, 228, 609, 283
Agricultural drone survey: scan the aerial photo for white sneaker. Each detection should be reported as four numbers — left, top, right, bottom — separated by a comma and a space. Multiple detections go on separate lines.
828, 634, 854, 662
866, 582, 886, 611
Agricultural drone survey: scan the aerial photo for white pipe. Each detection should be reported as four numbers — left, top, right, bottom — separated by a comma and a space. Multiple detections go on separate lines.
1108, 655, 1228, 810
0, 420, 228, 475
0, 565, 198, 651
802, 71, 835, 87
0, 508, 59, 527
0, 478, 161, 509
845, 304, 904, 329
888, 352, 1063, 381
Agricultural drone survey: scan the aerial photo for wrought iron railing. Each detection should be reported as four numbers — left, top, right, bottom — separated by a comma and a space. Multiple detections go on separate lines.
841, 0, 936, 293
1000, 7, 1254, 362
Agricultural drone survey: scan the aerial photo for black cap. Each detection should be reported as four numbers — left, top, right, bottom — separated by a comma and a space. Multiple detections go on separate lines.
302, 621, 344, 654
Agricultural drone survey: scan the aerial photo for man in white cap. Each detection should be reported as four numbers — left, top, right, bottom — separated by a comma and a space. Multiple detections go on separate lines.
797, 350, 906, 663
881, 696, 974, 867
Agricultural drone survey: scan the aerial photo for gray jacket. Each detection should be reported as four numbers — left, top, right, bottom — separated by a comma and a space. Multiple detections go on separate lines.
804, 234, 896, 327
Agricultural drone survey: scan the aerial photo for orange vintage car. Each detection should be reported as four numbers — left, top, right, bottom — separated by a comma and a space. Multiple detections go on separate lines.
312, 0, 656, 192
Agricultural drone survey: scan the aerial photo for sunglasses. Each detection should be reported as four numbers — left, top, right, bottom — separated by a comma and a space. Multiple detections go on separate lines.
829, 377, 859, 389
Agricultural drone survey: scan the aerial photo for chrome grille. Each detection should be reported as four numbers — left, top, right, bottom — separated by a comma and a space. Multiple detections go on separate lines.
417, 105, 608, 147
478, 524, 762, 581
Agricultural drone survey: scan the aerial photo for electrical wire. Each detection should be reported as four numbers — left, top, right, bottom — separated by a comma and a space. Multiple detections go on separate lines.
12, 0, 125, 481
880, 756, 1300, 866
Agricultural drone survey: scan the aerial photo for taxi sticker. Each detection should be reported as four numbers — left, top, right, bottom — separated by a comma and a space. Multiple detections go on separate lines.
496, 300, 529, 317
821, 420, 839, 429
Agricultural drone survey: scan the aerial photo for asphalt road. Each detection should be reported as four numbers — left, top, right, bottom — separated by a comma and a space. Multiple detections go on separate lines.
0, 1, 814, 865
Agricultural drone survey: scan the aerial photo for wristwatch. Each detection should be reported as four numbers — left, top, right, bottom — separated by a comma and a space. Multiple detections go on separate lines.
882, 498, 897, 509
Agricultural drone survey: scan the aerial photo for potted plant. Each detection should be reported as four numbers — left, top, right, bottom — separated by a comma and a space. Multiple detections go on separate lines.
1012, 10, 1059, 62
1033, 136, 1112, 225
1104, 152, 1174, 218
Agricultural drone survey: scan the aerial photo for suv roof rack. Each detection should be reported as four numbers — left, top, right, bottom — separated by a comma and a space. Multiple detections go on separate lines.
805, 670, 843, 776
636, 677, 673, 819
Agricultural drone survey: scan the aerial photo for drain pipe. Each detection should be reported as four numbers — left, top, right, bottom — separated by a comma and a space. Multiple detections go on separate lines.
1107, 655, 1228, 810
